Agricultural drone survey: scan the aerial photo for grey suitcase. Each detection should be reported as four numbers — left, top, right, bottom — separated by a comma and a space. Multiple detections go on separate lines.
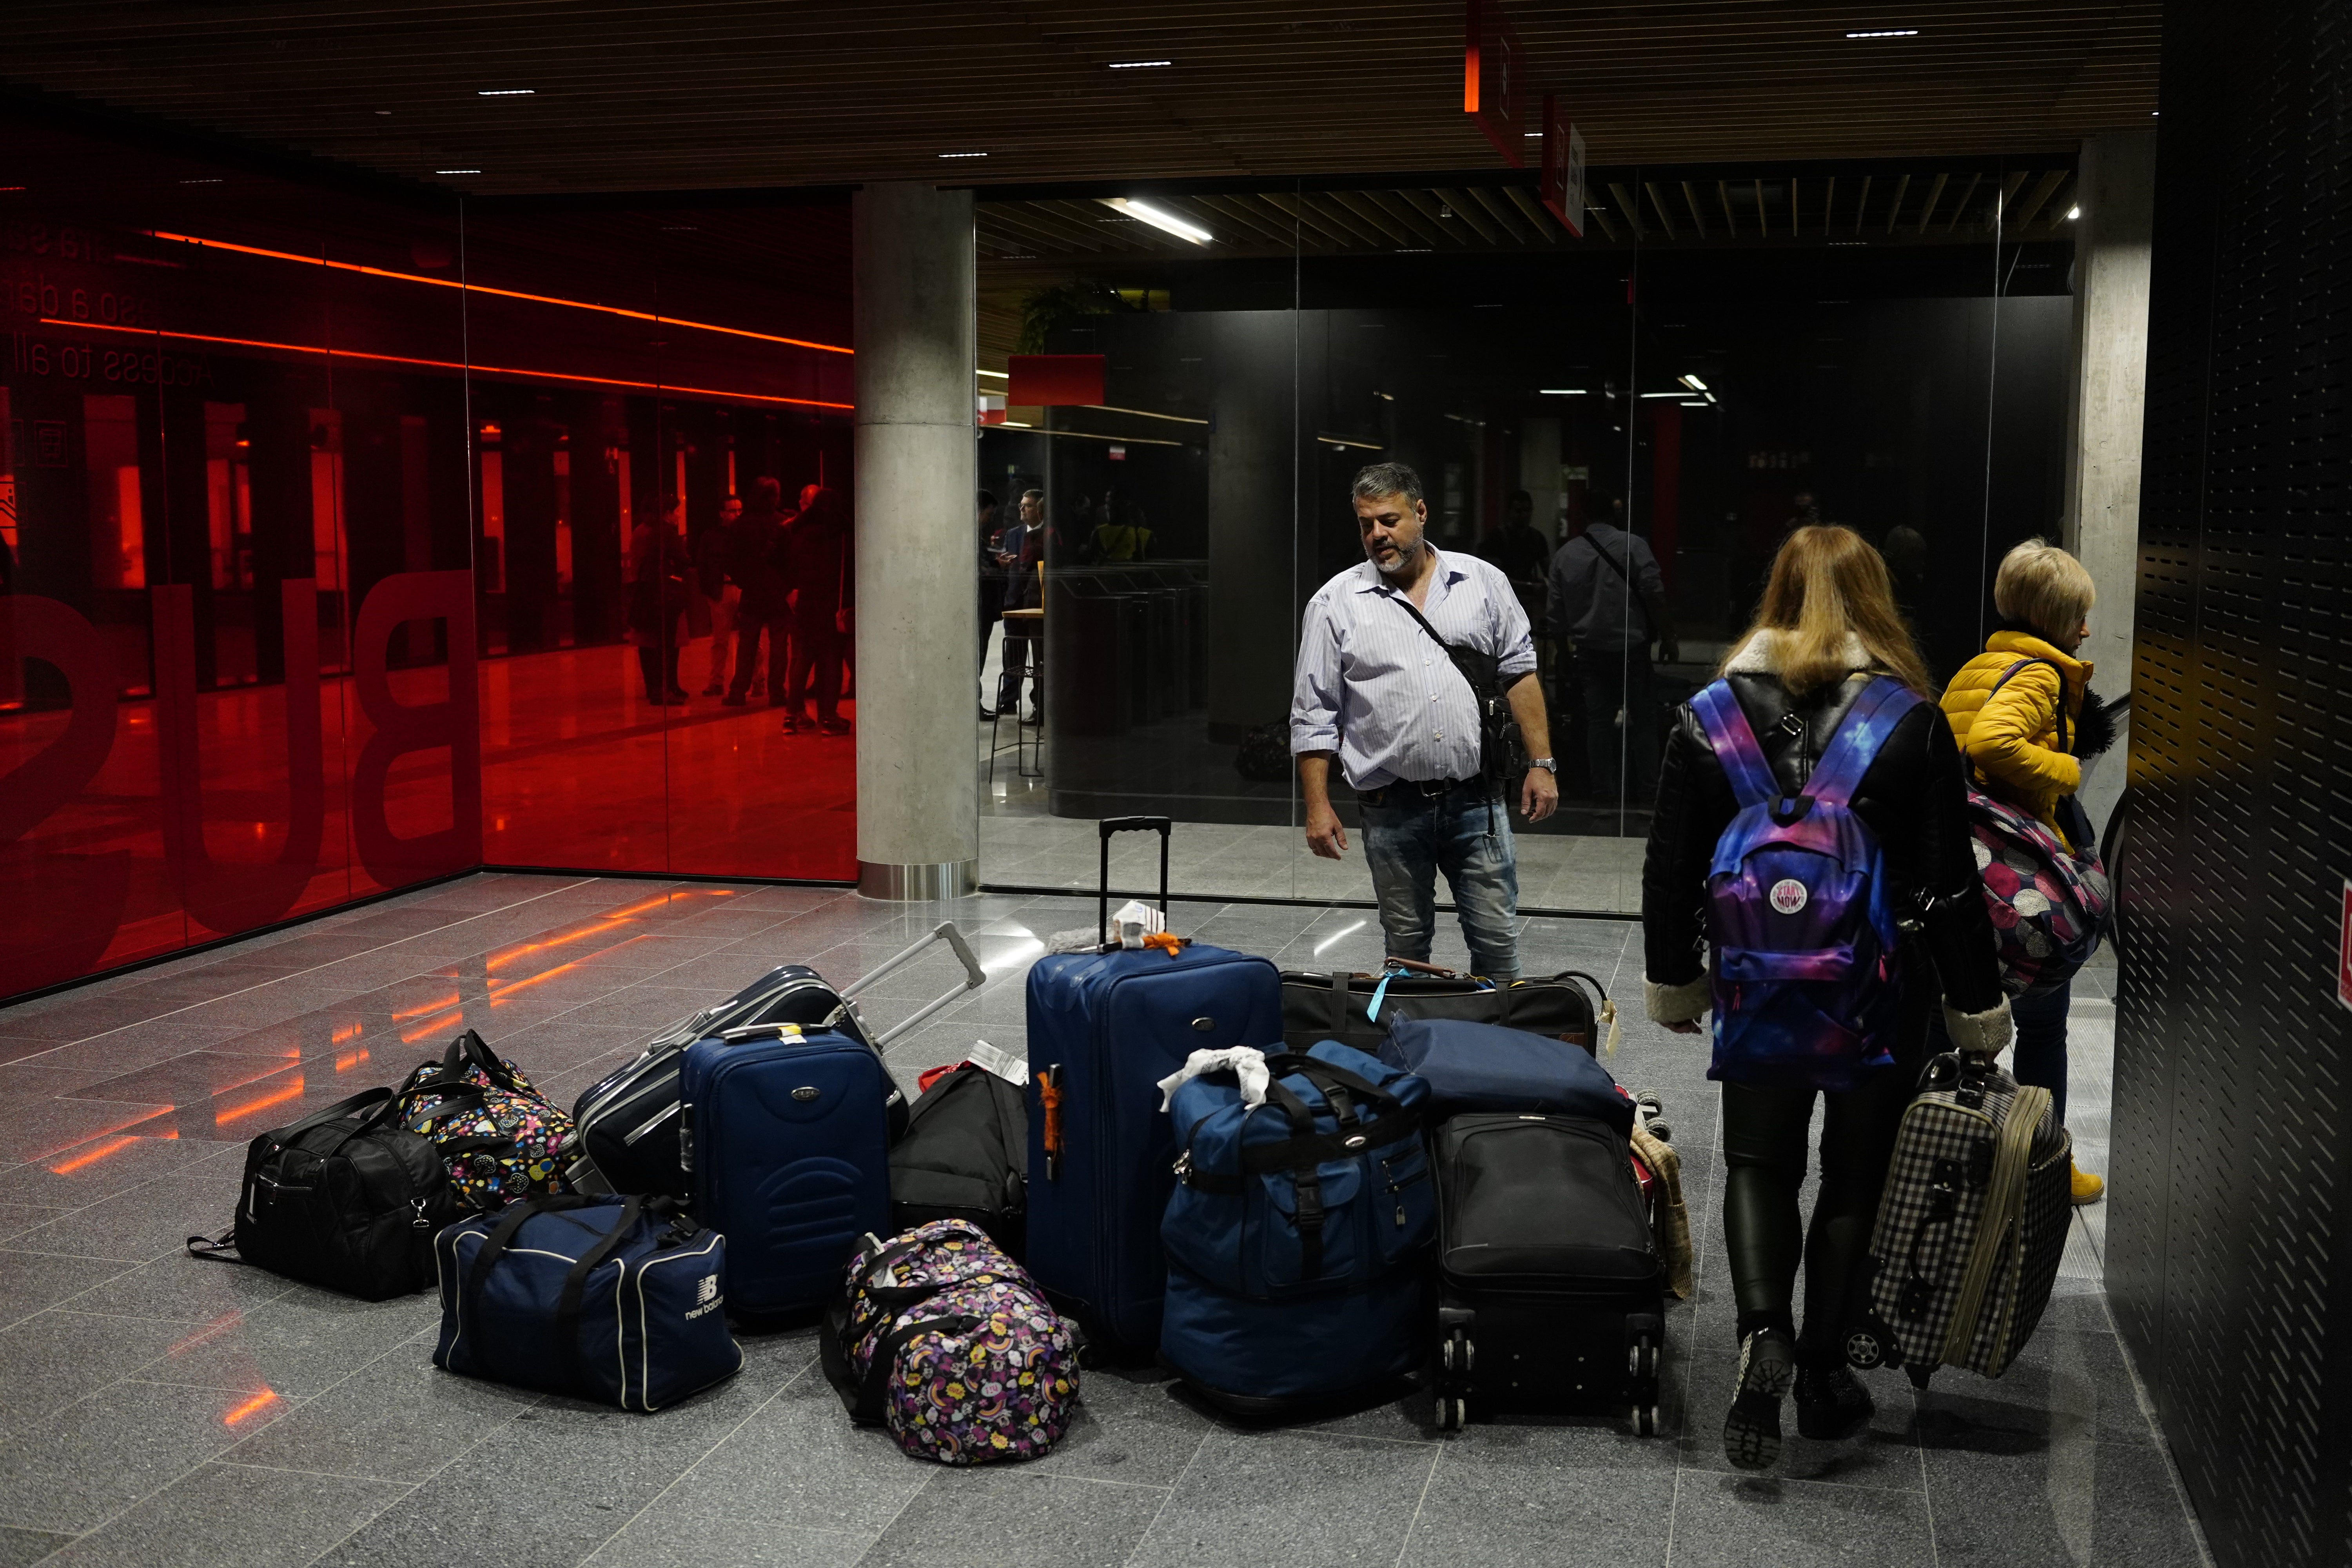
1846, 1052, 2072, 1386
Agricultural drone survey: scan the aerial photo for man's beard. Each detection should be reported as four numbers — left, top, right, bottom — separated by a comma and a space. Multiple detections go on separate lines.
1370, 538, 1421, 577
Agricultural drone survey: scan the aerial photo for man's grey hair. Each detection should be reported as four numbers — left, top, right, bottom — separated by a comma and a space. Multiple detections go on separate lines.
1350, 461, 1423, 507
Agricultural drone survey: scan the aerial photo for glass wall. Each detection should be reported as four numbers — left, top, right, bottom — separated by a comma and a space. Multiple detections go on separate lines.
973, 164, 2077, 917
0, 116, 855, 1004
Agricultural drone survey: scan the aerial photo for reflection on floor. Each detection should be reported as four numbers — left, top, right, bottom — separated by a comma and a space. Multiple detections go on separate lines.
0, 875, 2197, 1567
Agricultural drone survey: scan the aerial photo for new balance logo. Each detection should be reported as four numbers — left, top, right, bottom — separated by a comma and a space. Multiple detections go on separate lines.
697, 1274, 719, 1305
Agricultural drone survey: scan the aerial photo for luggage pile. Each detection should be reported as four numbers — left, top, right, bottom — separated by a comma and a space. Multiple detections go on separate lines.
187, 816, 1721, 1459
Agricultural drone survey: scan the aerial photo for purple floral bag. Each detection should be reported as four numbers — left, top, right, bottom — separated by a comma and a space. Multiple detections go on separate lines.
820, 1220, 1078, 1465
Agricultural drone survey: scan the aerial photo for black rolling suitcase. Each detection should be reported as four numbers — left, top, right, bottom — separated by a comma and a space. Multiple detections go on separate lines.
563, 921, 986, 1198
1431, 1112, 1666, 1435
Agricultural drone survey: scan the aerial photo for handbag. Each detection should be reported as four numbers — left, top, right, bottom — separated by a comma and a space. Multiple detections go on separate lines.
397, 1030, 575, 1211
1279, 960, 1616, 1056
187, 1087, 457, 1300
1965, 659, 2110, 996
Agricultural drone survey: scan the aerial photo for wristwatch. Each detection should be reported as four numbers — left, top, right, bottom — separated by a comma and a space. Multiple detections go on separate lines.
1530, 757, 1557, 775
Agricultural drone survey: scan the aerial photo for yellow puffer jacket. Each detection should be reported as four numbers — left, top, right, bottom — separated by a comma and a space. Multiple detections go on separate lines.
1940, 631, 2091, 848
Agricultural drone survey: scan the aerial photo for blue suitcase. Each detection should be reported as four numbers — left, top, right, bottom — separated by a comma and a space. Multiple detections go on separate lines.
681, 1021, 894, 1318
1025, 818, 1284, 1354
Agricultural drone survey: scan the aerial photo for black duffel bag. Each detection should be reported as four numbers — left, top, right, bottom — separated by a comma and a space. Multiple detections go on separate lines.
888, 1062, 1027, 1259
1280, 961, 1615, 1056
188, 1087, 458, 1299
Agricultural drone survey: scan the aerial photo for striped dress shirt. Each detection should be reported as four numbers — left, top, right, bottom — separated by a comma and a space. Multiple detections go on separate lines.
1290, 551, 1538, 790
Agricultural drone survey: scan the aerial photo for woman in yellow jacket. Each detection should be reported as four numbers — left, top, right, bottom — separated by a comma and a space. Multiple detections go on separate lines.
1942, 538, 2108, 1204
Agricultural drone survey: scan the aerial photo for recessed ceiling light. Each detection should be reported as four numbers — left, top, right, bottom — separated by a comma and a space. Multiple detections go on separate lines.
1846, 28, 1919, 37
1099, 196, 1212, 244
436, 169, 483, 175
2067, 205, 2082, 220
1524, 131, 1543, 138
940, 151, 989, 159
1109, 59, 1173, 69
477, 88, 535, 96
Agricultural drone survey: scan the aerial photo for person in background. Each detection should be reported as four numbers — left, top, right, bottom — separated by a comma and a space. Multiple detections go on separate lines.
722, 477, 789, 708
1481, 490, 1553, 591
779, 483, 852, 736
1547, 502, 1676, 805
996, 489, 1044, 719
1938, 538, 2109, 1205
697, 493, 743, 696
1292, 462, 1559, 980
627, 495, 691, 705
1642, 524, 2009, 1470
1089, 494, 1153, 562
977, 490, 1005, 720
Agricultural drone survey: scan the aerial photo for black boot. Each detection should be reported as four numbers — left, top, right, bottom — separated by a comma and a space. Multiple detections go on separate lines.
1795, 1351, 1876, 1441
1724, 1327, 1794, 1471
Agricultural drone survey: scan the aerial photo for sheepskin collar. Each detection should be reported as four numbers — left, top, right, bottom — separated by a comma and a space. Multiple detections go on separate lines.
1723, 628, 1871, 676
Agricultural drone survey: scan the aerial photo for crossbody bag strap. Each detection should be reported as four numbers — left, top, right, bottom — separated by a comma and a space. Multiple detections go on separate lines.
1984, 657, 2073, 757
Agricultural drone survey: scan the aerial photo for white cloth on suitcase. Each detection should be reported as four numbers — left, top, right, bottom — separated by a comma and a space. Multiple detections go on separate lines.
1156, 1047, 1269, 1111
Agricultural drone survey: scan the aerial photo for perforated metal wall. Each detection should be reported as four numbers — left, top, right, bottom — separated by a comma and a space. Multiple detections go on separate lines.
2111, 3, 2352, 1565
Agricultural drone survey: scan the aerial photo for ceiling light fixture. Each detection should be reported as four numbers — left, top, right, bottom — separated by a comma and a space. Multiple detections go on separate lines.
1109, 59, 1173, 69
939, 151, 988, 159
477, 88, 535, 96
1679, 373, 1708, 392
1680, 400, 1709, 407
1539, 388, 1587, 396
1639, 391, 1686, 398
2067, 205, 2082, 220
977, 368, 1008, 379
1846, 28, 1918, 38
1098, 196, 1212, 244
436, 168, 482, 175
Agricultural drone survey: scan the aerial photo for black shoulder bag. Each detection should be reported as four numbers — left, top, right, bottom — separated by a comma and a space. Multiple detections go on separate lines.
1377, 588, 1527, 794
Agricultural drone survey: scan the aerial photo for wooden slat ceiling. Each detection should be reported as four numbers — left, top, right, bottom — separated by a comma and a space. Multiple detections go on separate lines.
0, 2, 2158, 194
975, 161, 2082, 263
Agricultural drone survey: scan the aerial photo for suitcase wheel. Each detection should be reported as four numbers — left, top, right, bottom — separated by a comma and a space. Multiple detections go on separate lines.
1844, 1319, 1893, 1371
1631, 1402, 1661, 1438
1626, 1331, 1659, 1381
1438, 1395, 1468, 1432
1442, 1326, 1475, 1374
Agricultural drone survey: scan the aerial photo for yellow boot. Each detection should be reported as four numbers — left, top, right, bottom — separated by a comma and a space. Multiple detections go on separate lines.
2070, 1162, 2105, 1205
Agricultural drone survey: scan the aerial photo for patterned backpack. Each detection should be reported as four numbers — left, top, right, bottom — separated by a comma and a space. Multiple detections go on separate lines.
1690, 676, 1922, 1091
820, 1220, 1078, 1465
397, 1031, 574, 1211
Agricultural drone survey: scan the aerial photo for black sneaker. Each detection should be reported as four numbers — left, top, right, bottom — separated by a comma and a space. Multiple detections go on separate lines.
1795, 1360, 1875, 1441
1724, 1328, 1795, 1470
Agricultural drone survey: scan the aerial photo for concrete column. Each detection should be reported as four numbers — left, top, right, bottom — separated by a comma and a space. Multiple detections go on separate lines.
853, 182, 978, 899
2060, 132, 2156, 691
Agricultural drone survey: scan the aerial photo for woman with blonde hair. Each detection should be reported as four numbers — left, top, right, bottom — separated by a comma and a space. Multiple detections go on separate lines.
1642, 525, 2007, 1469
1941, 537, 2114, 1204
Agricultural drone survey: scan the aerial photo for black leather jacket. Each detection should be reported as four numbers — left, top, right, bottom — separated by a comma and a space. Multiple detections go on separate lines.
1641, 670, 2004, 1022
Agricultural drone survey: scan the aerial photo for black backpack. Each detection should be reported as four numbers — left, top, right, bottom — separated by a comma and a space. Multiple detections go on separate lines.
887, 1064, 1028, 1259
188, 1087, 457, 1299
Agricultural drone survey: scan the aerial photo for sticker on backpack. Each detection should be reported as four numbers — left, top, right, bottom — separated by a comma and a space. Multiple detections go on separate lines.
1769, 878, 1809, 915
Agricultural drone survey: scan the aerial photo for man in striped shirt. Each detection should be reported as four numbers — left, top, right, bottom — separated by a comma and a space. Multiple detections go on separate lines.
1291, 463, 1559, 979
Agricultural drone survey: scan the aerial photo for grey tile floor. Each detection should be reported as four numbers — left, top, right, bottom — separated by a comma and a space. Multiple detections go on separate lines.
0, 874, 2200, 1568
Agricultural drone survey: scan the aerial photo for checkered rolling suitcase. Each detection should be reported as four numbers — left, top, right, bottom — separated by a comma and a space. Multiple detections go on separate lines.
1845, 1053, 2072, 1387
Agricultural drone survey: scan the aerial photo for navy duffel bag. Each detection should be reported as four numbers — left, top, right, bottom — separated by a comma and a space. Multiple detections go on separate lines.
1378, 1017, 1633, 1131
434, 1194, 742, 1412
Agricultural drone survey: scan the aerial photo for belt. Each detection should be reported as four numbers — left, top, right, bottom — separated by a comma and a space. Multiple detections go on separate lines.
1361, 775, 1484, 806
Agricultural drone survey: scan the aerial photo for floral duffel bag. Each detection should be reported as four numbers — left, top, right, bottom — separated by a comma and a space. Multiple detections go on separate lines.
820, 1219, 1078, 1465
1966, 788, 2109, 996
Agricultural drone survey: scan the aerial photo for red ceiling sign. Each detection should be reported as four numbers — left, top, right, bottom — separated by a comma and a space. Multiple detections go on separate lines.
1539, 93, 1587, 237
1464, 0, 1527, 167
1006, 354, 1105, 407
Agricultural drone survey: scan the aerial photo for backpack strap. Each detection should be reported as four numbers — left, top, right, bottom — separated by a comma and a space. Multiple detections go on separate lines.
1690, 681, 1778, 808
1986, 657, 2073, 755
1804, 677, 1922, 809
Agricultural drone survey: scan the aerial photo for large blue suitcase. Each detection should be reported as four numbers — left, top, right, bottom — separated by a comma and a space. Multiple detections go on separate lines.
1024, 818, 1284, 1353
681, 1022, 895, 1318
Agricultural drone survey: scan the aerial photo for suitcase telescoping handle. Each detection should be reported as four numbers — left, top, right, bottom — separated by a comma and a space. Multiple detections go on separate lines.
1098, 815, 1172, 940
842, 921, 989, 1050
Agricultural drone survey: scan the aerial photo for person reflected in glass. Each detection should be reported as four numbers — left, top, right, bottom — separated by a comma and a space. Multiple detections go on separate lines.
779, 483, 852, 737
977, 490, 1005, 721
1641, 524, 2008, 1470
1480, 488, 1553, 635
1940, 539, 2110, 1205
1292, 462, 1559, 980
697, 493, 743, 696
627, 494, 691, 706
722, 477, 789, 708
996, 489, 1044, 720
1547, 497, 1677, 808
1089, 494, 1152, 563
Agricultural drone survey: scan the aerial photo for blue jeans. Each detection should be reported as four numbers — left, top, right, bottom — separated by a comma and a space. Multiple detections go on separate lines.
1357, 780, 1520, 980
2011, 980, 2072, 1130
